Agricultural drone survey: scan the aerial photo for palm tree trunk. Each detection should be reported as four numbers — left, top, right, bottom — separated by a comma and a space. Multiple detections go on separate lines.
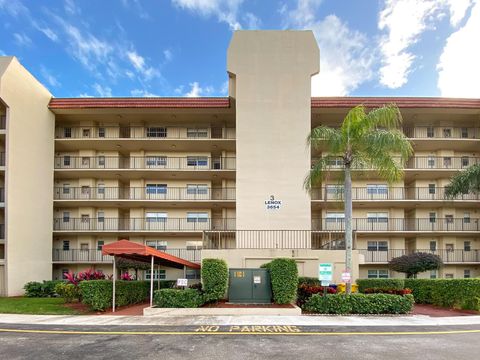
344, 166, 353, 295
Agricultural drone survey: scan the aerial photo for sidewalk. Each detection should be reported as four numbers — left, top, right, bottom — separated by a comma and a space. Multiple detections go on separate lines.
1, 313, 480, 327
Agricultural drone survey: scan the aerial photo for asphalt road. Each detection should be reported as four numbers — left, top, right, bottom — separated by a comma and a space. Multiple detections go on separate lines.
0, 323, 479, 360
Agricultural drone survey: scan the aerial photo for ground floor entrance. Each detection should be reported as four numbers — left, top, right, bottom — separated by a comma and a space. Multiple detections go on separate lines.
228, 268, 272, 303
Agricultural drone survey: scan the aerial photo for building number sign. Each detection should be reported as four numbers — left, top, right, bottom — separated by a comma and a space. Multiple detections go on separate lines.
265, 195, 282, 210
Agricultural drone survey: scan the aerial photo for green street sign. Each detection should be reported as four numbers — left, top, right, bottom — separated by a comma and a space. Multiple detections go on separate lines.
318, 263, 333, 282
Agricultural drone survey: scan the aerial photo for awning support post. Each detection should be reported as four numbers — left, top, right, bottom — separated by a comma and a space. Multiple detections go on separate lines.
112, 255, 116, 313
150, 255, 154, 307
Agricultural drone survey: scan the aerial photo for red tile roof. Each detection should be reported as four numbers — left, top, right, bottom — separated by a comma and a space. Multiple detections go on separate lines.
311, 97, 480, 109
49, 97, 231, 109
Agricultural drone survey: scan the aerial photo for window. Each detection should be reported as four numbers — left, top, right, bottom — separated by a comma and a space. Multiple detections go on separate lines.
187, 212, 209, 223
325, 212, 345, 223
430, 270, 437, 279
63, 212, 70, 223
464, 270, 471, 279
461, 127, 468, 138
146, 241, 167, 251
443, 128, 452, 138
64, 128, 72, 138
145, 269, 166, 280
62, 269, 69, 279
427, 156, 435, 168
464, 212, 471, 224
186, 241, 203, 250
187, 156, 208, 167
327, 158, 343, 166
97, 184, 105, 195
367, 184, 388, 195
367, 269, 389, 279
146, 156, 167, 167
98, 156, 105, 167
62, 240, 70, 251
445, 273, 454, 279
428, 184, 436, 194
63, 156, 71, 166
429, 241, 437, 251
98, 127, 106, 138
146, 184, 167, 195
367, 241, 388, 251
62, 184, 70, 194
146, 127, 167, 138
445, 215, 454, 223
80, 243, 89, 251
367, 212, 388, 223
446, 243, 454, 252
81, 214, 90, 223
97, 211, 105, 223
429, 212, 436, 223
82, 157, 90, 167
81, 186, 90, 195
187, 128, 208, 138
145, 212, 167, 222
186, 269, 200, 279
461, 157, 469, 167
326, 185, 344, 196
82, 129, 90, 137
426, 127, 434, 138
97, 241, 104, 251
443, 157, 451, 168
464, 241, 471, 252
186, 184, 208, 195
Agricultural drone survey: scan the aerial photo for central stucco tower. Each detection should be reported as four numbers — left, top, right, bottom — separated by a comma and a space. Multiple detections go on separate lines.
227, 31, 319, 239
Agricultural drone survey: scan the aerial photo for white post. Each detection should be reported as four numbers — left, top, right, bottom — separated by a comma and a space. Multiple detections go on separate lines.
150, 255, 154, 307
112, 255, 116, 313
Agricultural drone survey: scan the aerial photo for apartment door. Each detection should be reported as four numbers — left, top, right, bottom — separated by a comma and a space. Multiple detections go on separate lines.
228, 268, 272, 303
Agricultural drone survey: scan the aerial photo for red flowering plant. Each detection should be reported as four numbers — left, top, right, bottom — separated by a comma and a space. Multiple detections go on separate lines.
65, 269, 106, 286
297, 284, 337, 307
120, 272, 133, 281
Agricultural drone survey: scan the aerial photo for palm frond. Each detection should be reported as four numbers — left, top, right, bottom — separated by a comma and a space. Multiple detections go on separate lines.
304, 156, 337, 192
360, 129, 413, 162
364, 103, 402, 130
341, 105, 366, 140
445, 163, 480, 198
307, 126, 343, 152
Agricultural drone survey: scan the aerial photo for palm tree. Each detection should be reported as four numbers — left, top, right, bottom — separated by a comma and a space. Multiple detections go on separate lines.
305, 104, 413, 294
445, 164, 480, 198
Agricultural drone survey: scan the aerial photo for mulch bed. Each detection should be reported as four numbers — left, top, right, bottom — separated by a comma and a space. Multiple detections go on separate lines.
412, 304, 480, 317
202, 300, 295, 308
63, 301, 150, 316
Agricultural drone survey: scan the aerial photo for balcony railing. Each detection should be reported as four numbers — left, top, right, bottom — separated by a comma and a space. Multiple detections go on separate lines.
0, 115, 5, 130
313, 156, 480, 170
311, 187, 480, 201
312, 218, 479, 232
55, 126, 236, 139
52, 248, 202, 263
0, 188, 4, 203
403, 127, 480, 139
359, 249, 480, 263
0, 224, 4, 239
54, 156, 236, 170
54, 187, 236, 201
53, 218, 236, 232
0, 152, 4, 166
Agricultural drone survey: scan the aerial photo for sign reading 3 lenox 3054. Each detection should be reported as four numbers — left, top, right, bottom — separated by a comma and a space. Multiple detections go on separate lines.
265, 195, 282, 210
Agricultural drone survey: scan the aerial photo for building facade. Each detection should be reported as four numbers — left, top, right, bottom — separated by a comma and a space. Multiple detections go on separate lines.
0, 31, 479, 296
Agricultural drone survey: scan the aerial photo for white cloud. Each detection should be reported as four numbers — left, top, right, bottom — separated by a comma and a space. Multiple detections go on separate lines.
0, 0, 29, 17
40, 66, 61, 88
445, 0, 473, 26
172, 0, 245, 30
130, 89, 158, 97
126, 50, 160, 80
121, 0, 150, 19
185, 81, 214, 97
13, 32, 32, 47
163, 49, 173, 62
64, 0, 80, 15
35, 25, 58, 42
93, 83, 113, 97
285, 2, 373, 96
79, 93, 93, 98
437, 0, 480, 97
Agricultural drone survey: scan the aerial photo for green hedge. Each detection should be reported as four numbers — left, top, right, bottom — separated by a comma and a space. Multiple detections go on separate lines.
404, 279, 480, 310
79, 280, 150, 311
356, 279, 405, 293
154, 289, 204, 308
54, 283, 80, 303
262, 258, 298, 304
298, 277, 321, 286
201, 259, 228, 302
24, 280, 64, 297
304, 293, 414, 314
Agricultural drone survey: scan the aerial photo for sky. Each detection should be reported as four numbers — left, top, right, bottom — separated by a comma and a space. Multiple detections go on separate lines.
0, 0, 479, 98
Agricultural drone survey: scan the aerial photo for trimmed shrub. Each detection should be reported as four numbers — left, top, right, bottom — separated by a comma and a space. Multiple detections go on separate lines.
304, 293, 414, 314
24, 280, 64, 297
54, 283, 80, 303
363, 288, 412, 296
262, 258, 298, 304
404, 279, 480, 310
389, 252, 442, 278
201, 259, 228, 302
154, 289, 204, 308
298, 277, 321, 286
297, 284, 336, 307
356, 279, 405, 293
79, 280, 150, 311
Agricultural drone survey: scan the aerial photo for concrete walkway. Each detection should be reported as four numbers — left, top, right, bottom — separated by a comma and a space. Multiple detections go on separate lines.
1, 313, 480, 327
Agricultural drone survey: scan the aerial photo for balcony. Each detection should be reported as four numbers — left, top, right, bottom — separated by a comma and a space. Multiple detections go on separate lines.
0, 152, 4, 167
53, 218, 236, 232
0, 224, 4, 239
0, 115, 5, 130
311, 187, 480, 201
54, 187, 236, 201
52, 248, 202, 263
312, 218, 480, 233
359, 249, 480, 263
55, 126, 236, 139
403, 127, 480, 139
54, 156, 236, 170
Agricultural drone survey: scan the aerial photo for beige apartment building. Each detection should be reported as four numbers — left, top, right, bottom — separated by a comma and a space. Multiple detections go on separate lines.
0, 30, 479, 296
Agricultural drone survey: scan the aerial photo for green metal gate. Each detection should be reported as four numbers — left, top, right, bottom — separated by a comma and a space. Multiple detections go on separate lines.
228, 268, 272, 303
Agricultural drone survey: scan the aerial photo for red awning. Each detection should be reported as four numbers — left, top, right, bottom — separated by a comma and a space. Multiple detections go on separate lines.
102, 240, 200, 270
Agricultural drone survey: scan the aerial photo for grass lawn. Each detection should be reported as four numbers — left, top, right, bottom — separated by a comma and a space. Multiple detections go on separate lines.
0, 297, 82, 315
